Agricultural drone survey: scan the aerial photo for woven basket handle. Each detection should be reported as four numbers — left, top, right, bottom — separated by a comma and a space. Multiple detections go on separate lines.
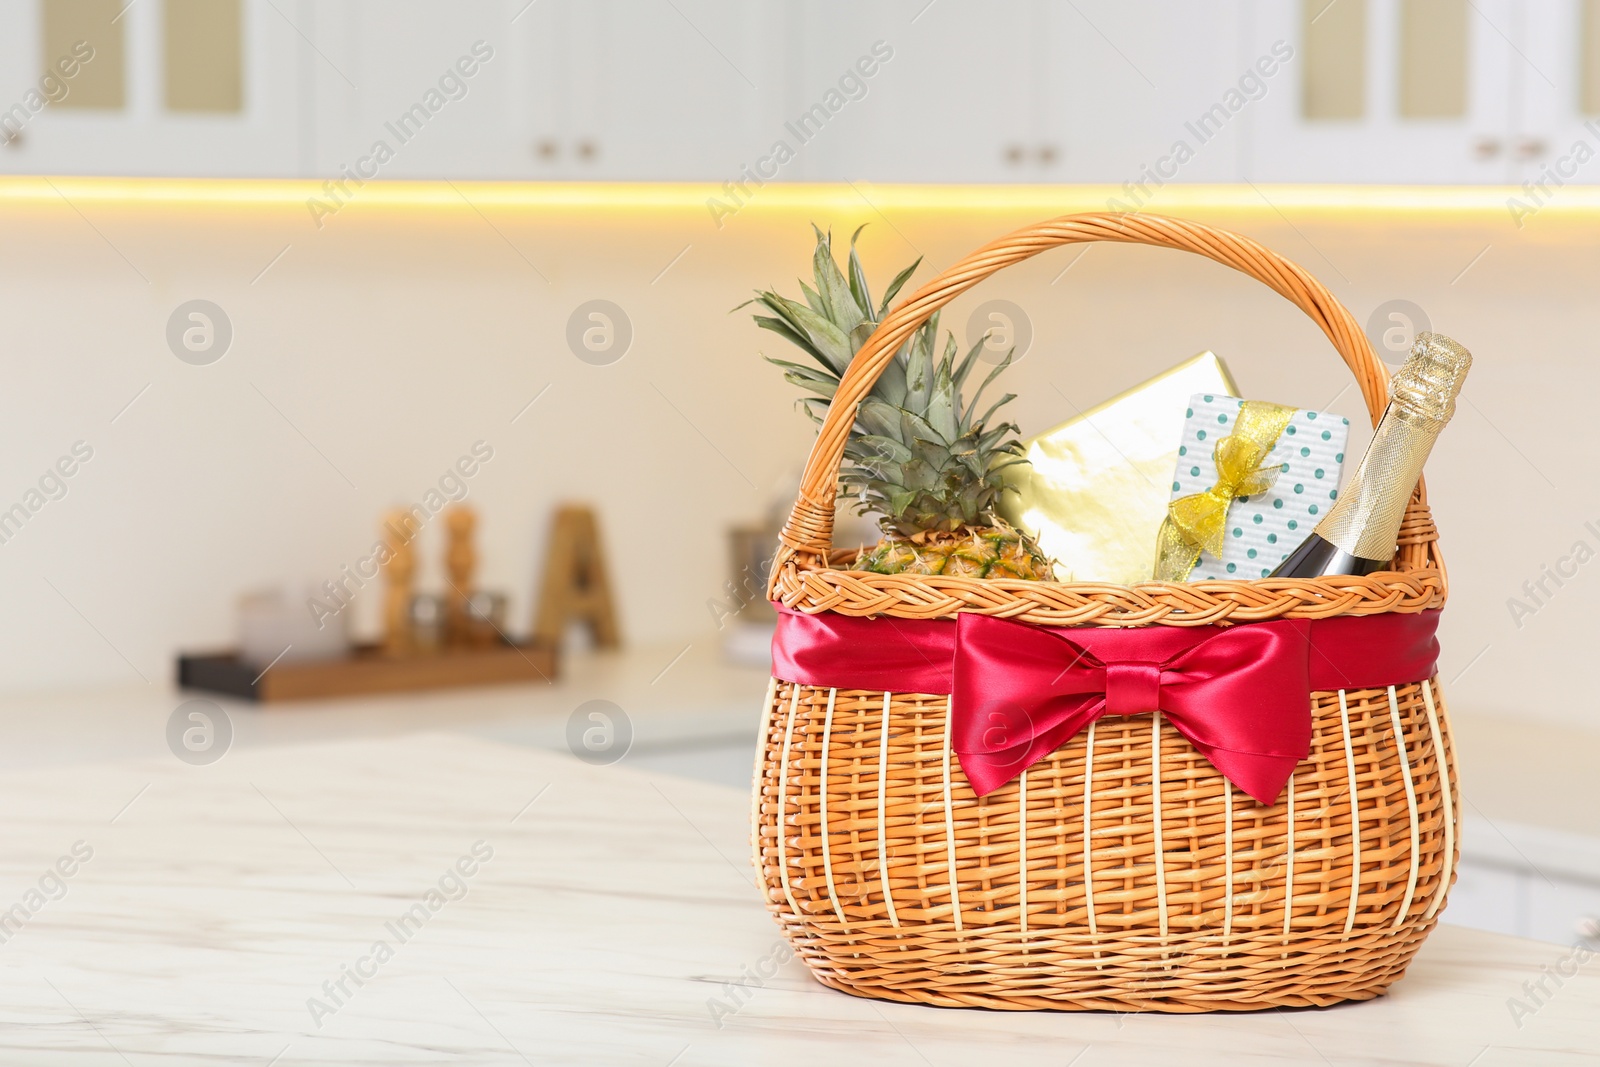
776, 211, 1415, 570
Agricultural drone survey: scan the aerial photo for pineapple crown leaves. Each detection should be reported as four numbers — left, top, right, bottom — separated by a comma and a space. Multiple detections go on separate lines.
737, 225, 919, 422
743, 225, 1030, 536
841, 342, 1029, 536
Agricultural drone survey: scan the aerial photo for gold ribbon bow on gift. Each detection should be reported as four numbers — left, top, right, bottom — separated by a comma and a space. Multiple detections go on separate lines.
1153, 400, 1296, 581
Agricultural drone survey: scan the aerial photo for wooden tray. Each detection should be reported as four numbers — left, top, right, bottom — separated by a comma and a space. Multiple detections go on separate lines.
177, 641, 558, 702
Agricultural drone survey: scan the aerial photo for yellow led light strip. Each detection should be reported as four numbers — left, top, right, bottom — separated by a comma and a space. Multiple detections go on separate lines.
0, 176, 1586, 219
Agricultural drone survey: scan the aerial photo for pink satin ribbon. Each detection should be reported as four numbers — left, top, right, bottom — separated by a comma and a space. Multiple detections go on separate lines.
771, 607, 1440, 806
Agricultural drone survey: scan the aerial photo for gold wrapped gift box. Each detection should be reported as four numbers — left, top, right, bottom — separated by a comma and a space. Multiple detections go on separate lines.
999, 352, 1237, 585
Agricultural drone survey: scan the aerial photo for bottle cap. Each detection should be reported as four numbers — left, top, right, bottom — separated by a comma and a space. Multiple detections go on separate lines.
1313, 331, 1471, 561
1390, 332, 1471, 426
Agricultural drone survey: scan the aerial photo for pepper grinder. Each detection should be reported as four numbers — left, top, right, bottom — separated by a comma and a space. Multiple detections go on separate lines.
380, 508, 416, 657
444, 505, 477, 647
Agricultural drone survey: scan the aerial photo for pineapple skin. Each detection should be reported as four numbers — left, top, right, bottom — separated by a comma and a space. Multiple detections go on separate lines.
856, 525, 1053, 581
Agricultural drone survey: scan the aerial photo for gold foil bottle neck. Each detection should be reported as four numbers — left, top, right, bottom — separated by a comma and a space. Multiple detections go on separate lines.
1387, 332, 1472, 427
1313, 332, 1471, 561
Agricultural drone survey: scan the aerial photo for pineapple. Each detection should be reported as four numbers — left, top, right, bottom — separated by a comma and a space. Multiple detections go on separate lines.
746, 226, 1052, 581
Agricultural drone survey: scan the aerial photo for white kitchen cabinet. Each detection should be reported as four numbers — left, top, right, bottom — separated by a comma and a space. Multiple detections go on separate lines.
1450, 817, 1600, 945
1445, 858, 1525, 938
0, 0, 303, 177
1245, 0, 1587, 185
1447, 858, 1600, 945
536, 0, 788, 182
779, 0, 1253, 185
311, 0, 787, 182
516, 0, 599, 181
1046, 1, 1254, 186
1527, 869, 1600, 946
1514, 1, 1600, 189
782, 0, 1044, 184
304, 0, 523, 180
2, 0, 1598, 184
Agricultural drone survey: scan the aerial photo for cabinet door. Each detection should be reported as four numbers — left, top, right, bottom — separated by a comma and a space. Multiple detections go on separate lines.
308, 0, 522, 180
785, 0, 1042, 184
793, 0, 1251, 185
0, 0, 302, 177
1247, 0, 1513, 183
1516, 0, 1598, 190
1048, 0, 1250, 184
548, 0, 785, 181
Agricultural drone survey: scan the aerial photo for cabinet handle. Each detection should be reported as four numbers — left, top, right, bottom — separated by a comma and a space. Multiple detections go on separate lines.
575, 139, 598, 162
1472, 137, 1501, 160
534, 139, 559, 162
1037, 144, 1058, 166
1514, 138, 1548, 161
1002, 143, 1025, 167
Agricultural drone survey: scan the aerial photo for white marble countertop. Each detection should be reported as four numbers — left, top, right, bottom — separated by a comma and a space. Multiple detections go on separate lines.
0, 730, 1595, 1066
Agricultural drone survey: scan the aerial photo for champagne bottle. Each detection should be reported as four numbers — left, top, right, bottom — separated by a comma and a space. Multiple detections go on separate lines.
1270, 332, 1471, 578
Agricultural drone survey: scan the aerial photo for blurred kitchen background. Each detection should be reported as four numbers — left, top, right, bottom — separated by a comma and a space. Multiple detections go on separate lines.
1, 0, 1598, 946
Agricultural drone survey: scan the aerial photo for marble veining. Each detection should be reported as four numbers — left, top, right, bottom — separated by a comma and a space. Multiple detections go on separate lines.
0, 731, 1592, 1065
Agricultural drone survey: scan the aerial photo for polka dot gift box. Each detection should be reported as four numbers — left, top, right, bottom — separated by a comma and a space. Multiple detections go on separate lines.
1165, 393, 1350, 580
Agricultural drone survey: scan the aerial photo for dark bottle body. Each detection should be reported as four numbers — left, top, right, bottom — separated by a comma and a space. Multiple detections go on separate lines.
1268, 532, 1387, 578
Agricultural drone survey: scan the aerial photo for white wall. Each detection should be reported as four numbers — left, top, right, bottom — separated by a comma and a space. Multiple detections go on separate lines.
0, 180, 1589, 733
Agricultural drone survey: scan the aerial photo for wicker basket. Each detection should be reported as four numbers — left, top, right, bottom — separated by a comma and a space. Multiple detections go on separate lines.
752, 213, 1458, 1012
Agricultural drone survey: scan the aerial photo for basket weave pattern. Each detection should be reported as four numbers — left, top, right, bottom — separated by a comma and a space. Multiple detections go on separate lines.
753, 213, 1459, 1011
753, 678, 1455, 1010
